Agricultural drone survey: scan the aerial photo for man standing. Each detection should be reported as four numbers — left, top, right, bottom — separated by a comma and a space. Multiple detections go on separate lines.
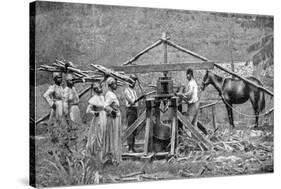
178, 68, 199, 127
43, 72, 64, 126
63, 73, 81, 124
124, 74, 138, 153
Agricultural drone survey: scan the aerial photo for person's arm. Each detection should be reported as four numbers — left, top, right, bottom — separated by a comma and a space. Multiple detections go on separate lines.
86, 104, 95, 115
43, 86, 55, 109
104, 93, 114, 112
124, 88, 135, 105
184, 81, 196, 98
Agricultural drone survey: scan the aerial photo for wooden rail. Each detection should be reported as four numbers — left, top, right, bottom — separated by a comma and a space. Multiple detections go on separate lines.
110, 62, 214, 73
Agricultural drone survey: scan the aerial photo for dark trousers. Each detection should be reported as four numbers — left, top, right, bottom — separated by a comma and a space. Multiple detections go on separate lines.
126, 107, 138, 149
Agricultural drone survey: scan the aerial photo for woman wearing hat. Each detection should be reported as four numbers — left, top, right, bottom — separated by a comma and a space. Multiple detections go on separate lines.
63, 73, 81, 124
86, 82, 106, 160
43, 72, 64, 126
104, 77, 122, 165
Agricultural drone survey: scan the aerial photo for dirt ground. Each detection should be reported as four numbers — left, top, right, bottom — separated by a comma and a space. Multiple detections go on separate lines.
34, 118, 273, 187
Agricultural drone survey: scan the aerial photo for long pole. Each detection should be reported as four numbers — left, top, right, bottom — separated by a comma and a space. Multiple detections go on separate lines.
214, 63, 274, 96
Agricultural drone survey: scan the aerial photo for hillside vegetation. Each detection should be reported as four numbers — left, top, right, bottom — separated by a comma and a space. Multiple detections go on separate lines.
34, 2, 273, 85
34, 2, 273, 119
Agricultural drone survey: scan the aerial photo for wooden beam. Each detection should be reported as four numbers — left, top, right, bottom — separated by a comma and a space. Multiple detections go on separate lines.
164, 39, 209, 61
122, 39, 163, 65
214, 63, 274, 96
110, 62, 214, 73
177, 111, 213, 150
122, 111, 146, 143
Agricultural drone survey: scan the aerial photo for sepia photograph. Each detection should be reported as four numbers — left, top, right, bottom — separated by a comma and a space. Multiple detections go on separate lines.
30, 1, 274, 188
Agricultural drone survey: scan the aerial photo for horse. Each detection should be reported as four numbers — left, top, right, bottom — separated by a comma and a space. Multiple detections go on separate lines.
200, 70, 265, 129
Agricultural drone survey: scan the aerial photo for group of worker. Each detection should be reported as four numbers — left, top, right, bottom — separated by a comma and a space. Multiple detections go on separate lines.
43, 68, 199, 165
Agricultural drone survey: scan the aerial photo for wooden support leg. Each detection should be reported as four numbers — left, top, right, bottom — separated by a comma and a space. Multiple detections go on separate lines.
144, 99, 153, 155
122, 111, 146, 143
170, 97, 178, 155
212, 105, 217, 132
177, 110, 213, 150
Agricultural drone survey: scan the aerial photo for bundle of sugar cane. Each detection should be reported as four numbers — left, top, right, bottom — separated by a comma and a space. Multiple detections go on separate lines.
71, 76, 103, 84
38, 64, 63, 72
90, 64, 135, 85
39, 60, 104, 84
53, 59, 89, 77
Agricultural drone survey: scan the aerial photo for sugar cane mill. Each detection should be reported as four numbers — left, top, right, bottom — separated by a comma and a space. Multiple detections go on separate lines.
37, 32, 274, 161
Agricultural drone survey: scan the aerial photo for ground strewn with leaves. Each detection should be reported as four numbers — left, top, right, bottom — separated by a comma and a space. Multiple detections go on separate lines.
35, 118, 273, 187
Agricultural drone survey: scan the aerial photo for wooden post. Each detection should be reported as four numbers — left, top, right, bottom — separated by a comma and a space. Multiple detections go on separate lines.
212, 105, 217, 131
144, 99, 153, 155
177, 111, 213, 150
162, 32, 168, 77
170, 97, 178, 155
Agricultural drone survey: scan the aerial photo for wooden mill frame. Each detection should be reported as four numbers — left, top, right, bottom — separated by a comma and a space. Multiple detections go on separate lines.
115, 32, 214, 158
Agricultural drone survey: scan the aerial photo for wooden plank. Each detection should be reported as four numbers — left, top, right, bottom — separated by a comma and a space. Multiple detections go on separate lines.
35, 86, 92, 125
110, 62, 214, 73
177, 111, 213, 149
122, 39, 163, 65
122, 111, 146, 143
214, 63, 274, 96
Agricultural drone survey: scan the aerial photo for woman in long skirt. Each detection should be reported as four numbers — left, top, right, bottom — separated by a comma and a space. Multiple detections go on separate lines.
104, 77, 122, 165
86, 82, 106, 160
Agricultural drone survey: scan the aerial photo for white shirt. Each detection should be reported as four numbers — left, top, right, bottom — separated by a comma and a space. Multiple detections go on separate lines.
185, 79, 199, 104
43, 84, 64, 107
124, 87, 138, 107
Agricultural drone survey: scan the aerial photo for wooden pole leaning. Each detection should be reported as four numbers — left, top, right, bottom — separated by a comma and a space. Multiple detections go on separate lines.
144, 98, 153, 155
214, 63, 274, 96
170, 97, 178, 155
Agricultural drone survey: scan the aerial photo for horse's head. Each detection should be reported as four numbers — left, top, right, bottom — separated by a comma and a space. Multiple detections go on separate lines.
201, 70, 211, 91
